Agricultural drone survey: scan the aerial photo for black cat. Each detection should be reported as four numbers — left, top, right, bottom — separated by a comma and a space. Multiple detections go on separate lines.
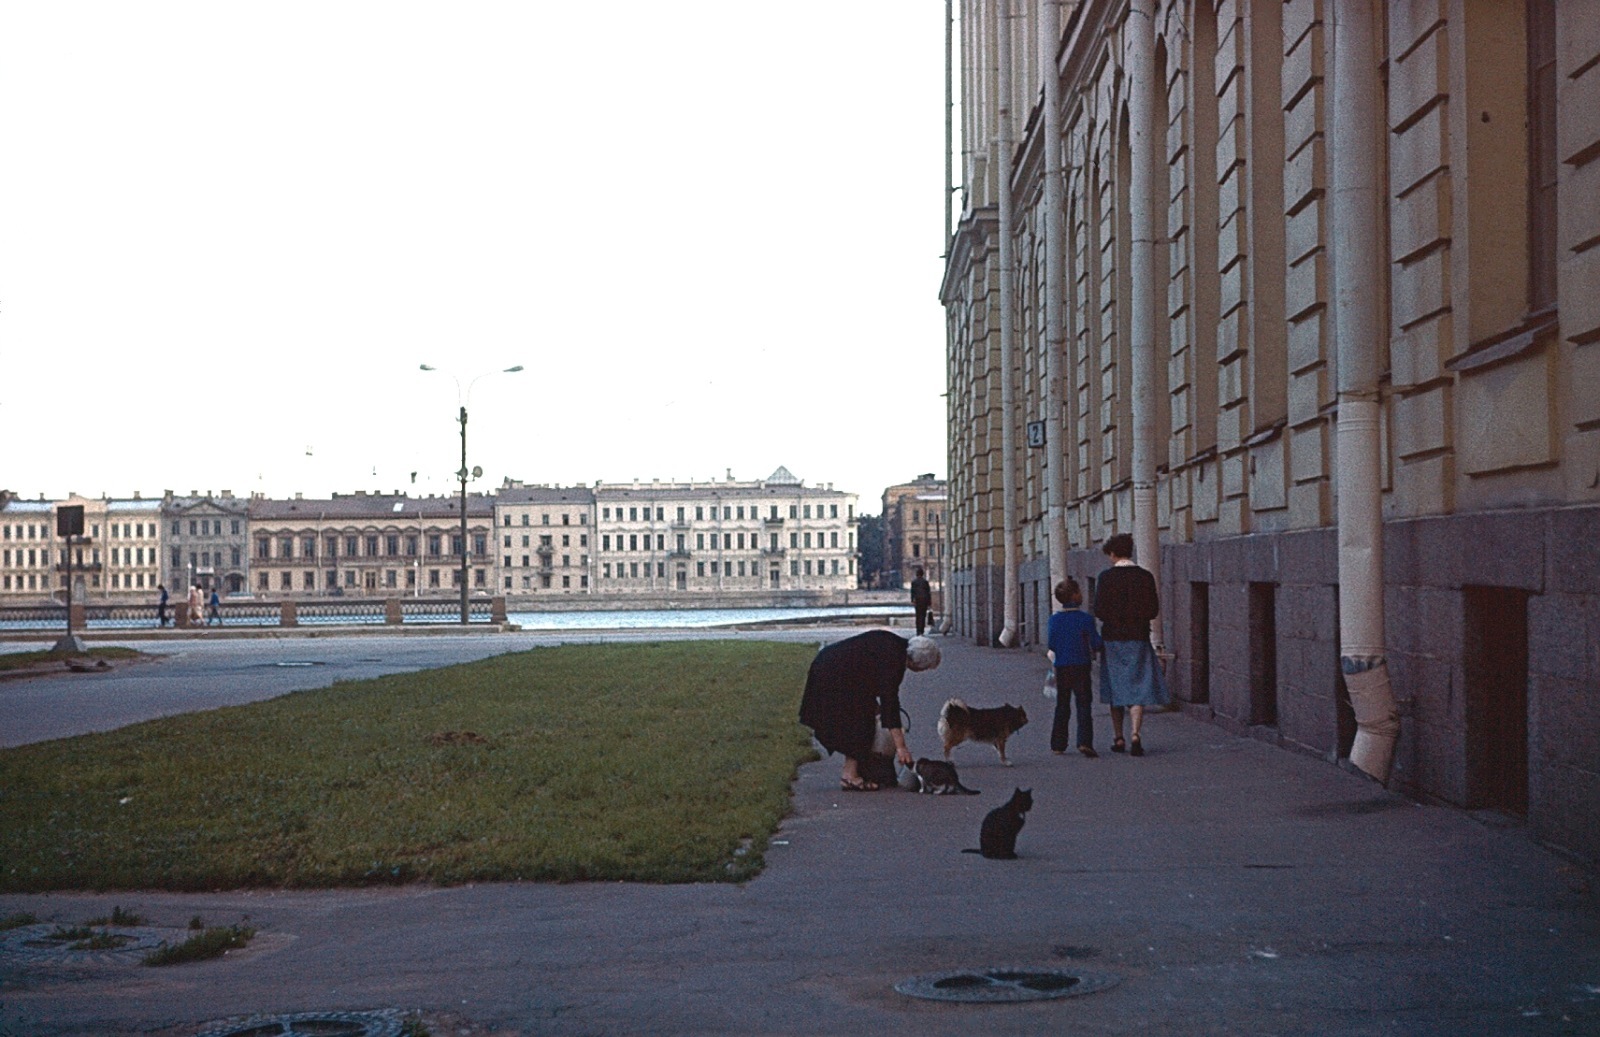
913, 757, 980, 795
962, 787, 1032, 859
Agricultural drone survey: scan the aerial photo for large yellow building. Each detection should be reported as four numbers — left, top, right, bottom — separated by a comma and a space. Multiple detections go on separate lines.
942, 0, 1599, 866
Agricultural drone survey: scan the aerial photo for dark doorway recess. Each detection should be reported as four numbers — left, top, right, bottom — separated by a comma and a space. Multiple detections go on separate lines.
1334, 586, 1356, 759
1464, 586, 1530, 817
1189, 582, 1211, 704
1248, 582, 1278, 727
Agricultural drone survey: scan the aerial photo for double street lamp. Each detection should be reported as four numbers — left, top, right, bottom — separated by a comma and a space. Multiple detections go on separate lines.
420, 363, 524, 623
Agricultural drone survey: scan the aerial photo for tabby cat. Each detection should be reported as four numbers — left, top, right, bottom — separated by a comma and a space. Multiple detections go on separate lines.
912, 757, 979, 795
962, 787, 1033, 859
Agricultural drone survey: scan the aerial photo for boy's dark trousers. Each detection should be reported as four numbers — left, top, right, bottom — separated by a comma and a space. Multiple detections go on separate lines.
1051, 663, 1095, 752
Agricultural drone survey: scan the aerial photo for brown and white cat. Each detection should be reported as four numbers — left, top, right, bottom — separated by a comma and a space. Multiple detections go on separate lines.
912, 757, 979, 795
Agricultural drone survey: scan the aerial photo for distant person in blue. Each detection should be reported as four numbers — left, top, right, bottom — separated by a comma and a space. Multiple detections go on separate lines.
156, 584, 169, 628
1094, 532, 1169, 756
207, 589, 222, 626
1047, 577, 1101, 757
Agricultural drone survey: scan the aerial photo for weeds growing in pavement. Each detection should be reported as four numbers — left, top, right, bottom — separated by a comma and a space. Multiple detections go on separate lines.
142, 925, 255, 966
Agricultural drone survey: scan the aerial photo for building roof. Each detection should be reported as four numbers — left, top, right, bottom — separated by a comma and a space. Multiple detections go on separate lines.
496, 486, 595, 505
0, 500, 56, 515
248, 494, 494, 522
595, 483, 853, 502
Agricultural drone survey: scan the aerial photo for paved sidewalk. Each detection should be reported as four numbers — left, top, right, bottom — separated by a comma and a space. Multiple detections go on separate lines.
1, 635, 1596, 1036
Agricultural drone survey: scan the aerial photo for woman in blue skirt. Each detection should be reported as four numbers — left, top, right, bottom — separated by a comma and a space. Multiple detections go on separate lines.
1093, 533, 1169, 756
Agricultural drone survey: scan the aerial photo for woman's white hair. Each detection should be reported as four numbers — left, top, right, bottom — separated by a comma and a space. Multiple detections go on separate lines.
906, 635, 941, 672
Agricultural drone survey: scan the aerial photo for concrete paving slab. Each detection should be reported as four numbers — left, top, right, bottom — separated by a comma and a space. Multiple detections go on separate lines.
1, 633, 1596, 1036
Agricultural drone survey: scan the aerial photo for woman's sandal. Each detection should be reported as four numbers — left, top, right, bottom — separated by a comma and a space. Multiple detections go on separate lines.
840, 777, 879, 792
1111, 738, 1127, 753
1129, 736, 1144, 757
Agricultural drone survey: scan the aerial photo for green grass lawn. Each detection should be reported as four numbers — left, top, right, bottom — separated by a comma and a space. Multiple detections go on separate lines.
0, 640, 819, 891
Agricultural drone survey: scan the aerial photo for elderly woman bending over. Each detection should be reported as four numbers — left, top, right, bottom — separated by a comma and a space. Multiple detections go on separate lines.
798, 630, 942, 791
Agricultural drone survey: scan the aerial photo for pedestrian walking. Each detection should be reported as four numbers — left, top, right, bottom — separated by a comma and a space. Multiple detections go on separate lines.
156, 584, 169, 628
910, 567, 933, 636
207, 588, 222, 626
187, 584, 203, 627
1094, 533, 1168, 756
1047, 577, 1101, 757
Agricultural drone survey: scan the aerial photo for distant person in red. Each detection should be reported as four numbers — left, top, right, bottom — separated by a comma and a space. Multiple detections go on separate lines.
799, 630, 941, 791
910, 567, 933, 635
1094, 533, 1169, 756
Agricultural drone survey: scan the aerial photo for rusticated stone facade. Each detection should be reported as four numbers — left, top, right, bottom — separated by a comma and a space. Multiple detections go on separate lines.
943, 0, 1600, 865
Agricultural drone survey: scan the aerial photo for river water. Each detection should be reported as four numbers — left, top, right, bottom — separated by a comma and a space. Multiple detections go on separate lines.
505, 604, 912, 631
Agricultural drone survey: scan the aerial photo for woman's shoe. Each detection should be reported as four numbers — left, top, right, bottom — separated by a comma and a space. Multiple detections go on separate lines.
840, 777, 879, 792
1111, 738, 1127, 753
1129, 736, 1144, 757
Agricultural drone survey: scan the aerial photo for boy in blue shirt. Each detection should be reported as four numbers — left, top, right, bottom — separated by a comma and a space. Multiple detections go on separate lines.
1047, 578, 1102, 757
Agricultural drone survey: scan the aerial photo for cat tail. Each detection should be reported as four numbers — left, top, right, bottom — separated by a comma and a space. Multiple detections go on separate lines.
957, 785, 981, 795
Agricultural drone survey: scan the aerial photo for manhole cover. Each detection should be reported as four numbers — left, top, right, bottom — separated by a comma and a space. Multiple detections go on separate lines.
193, 1011, 406, 1037
896, 967, 1120, 1003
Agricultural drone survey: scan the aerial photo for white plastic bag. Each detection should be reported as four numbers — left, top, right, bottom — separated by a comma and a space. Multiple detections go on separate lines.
1042, 668, 1057, 700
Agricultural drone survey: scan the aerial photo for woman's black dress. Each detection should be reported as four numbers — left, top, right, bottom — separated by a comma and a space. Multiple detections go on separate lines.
797, 630, 909, 762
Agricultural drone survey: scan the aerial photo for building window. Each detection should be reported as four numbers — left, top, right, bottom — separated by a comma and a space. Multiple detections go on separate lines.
280, 572, 292, 590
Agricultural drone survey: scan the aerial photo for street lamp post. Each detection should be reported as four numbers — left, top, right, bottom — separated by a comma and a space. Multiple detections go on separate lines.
421, 363, 523, 623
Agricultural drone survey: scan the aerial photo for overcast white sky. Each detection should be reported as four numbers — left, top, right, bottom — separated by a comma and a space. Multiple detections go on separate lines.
0, 2, 951, 513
